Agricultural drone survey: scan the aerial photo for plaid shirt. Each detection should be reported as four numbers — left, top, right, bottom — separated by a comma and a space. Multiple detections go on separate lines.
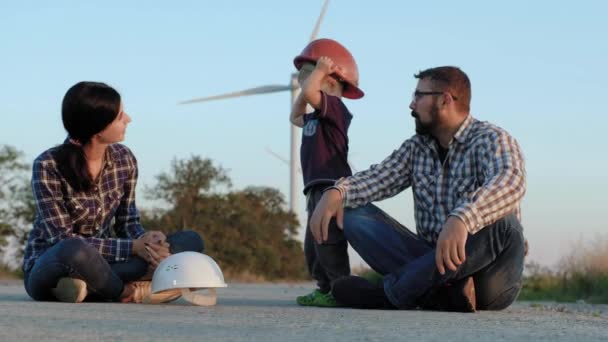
23, 143, 145, 273
334, 115, 526, 243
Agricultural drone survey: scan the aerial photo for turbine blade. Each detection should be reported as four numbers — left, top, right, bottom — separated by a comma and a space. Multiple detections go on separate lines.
179, 84, 294, 104
265, 147, 290, 166
309, 0, 330, 42
265, 147, 302, 174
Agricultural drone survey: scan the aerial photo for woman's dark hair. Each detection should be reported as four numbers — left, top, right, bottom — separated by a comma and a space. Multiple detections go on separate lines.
52, 81, 121, 192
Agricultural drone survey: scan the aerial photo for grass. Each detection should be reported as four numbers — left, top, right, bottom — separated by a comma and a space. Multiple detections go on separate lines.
516, 236, 608, 304
222, 270, 311, 283
0, 264, 21, 279
223, 270, 268, 283
352, 265, 383, 285
519, 263, 608, 303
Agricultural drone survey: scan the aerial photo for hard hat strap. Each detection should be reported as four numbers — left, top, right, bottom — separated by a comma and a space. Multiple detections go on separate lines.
181, 288, 217, 306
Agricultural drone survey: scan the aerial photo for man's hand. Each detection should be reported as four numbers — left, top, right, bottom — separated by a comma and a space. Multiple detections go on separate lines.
435, 216, 469, 275
309, 189, 344, 244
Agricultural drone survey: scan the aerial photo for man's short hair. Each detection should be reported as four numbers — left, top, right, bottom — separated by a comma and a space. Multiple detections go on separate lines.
414, 66, 471, 113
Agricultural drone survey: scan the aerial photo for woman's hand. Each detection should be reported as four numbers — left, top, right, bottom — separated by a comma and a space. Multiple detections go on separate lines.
144, 241, 171, 268
140, 230, 167, 245
133, 231, 171, 268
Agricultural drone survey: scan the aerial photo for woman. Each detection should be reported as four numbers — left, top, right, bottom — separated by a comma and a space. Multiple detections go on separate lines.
23, 81, 204, 303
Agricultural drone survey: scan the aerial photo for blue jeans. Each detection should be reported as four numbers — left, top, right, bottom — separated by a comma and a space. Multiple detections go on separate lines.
343, 204, 525, 310
24, 230, 204, 302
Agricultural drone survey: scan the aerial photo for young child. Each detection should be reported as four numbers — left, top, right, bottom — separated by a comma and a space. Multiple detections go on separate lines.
291, 38, 364, 307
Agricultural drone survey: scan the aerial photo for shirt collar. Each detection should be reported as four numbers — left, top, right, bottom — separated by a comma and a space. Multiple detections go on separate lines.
417, 114, 475, 147
105, 144, 121, 168
63, 136, 119, 168
452, 114, 475, 144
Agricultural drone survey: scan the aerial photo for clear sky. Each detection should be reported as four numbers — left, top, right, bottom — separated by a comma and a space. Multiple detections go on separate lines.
1, 0, 606, 268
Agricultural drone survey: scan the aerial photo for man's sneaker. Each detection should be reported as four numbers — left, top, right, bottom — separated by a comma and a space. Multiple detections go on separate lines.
52, 277, 87, 303
332, 276, 396, 309
129, 281, 182, 304
420, 276, 477, 312
296, 289, 339, 307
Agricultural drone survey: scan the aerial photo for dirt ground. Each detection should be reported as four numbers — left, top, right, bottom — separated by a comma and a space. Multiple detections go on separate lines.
0, 280, 606, 341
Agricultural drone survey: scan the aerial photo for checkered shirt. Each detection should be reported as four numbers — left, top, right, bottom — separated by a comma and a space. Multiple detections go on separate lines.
334, 115, 526, 243
23, 143, 145, 273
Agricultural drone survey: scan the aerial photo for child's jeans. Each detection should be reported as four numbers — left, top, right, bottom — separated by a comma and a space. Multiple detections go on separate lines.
304, 185, 350, 293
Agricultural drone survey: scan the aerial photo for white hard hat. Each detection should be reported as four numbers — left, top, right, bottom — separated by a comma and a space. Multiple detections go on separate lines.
151, 251, 227, 306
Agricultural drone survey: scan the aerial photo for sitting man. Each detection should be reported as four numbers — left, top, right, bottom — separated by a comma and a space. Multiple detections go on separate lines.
310, 66, 527, 312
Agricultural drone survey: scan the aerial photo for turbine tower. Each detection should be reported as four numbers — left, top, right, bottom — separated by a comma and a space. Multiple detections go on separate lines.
179, 0, 330, 218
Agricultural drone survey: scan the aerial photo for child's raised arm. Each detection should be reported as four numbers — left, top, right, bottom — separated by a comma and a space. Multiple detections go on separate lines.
290, 92, 307, 128
301, 56, 335, 110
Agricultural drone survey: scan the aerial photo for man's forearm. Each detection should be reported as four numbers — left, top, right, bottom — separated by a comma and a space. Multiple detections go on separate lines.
450, 169, 525, 234
335, 140, 413, 208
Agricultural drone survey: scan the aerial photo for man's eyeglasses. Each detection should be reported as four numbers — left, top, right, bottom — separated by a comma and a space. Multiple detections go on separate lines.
412, 90, 458, 102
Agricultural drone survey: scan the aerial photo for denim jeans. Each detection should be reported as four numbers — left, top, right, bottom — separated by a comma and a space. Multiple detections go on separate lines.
304, 185, 350, 293
343, 204, 525, 310
24, 230, 204, 302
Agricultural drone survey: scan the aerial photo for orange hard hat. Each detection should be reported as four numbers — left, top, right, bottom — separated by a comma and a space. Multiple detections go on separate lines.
293, 38, 364, 99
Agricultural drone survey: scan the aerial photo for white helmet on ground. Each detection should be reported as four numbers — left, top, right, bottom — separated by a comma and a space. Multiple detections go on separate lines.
151, 251, 227, 306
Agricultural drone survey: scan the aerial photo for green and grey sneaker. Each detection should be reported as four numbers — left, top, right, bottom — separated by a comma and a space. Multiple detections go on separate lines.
296, 289, 339, 307
297, 289, 322, 306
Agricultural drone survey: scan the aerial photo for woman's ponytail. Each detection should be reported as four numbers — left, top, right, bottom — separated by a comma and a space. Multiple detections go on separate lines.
52, 81, 121, 192
52, 141, 92, 192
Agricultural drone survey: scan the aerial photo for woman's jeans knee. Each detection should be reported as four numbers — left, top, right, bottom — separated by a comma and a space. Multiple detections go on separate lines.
168, 229, 205, 254
25, 238, 124, 301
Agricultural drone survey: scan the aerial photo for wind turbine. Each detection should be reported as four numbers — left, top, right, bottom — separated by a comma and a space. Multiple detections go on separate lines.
179, 0, 330, 218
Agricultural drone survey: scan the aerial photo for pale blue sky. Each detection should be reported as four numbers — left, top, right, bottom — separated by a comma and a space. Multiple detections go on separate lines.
1, 1, 606, 267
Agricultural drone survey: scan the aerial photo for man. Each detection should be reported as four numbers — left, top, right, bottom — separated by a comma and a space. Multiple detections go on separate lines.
310, 66, 526, 312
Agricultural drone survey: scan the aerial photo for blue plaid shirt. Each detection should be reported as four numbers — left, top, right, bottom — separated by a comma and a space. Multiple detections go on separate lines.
334, 115, 526, 243
23, 143, 145, 273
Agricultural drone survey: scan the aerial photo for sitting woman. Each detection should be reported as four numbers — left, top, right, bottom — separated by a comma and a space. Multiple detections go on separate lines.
23, 81, 204, 303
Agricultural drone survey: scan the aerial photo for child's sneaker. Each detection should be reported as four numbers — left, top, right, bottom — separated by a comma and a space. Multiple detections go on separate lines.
297, 289, 322, 306
52, 277, 88, 303
296, 289, 339, 307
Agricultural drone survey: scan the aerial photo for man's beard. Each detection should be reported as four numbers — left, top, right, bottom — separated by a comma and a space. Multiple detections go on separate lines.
412, 105, 440, 135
